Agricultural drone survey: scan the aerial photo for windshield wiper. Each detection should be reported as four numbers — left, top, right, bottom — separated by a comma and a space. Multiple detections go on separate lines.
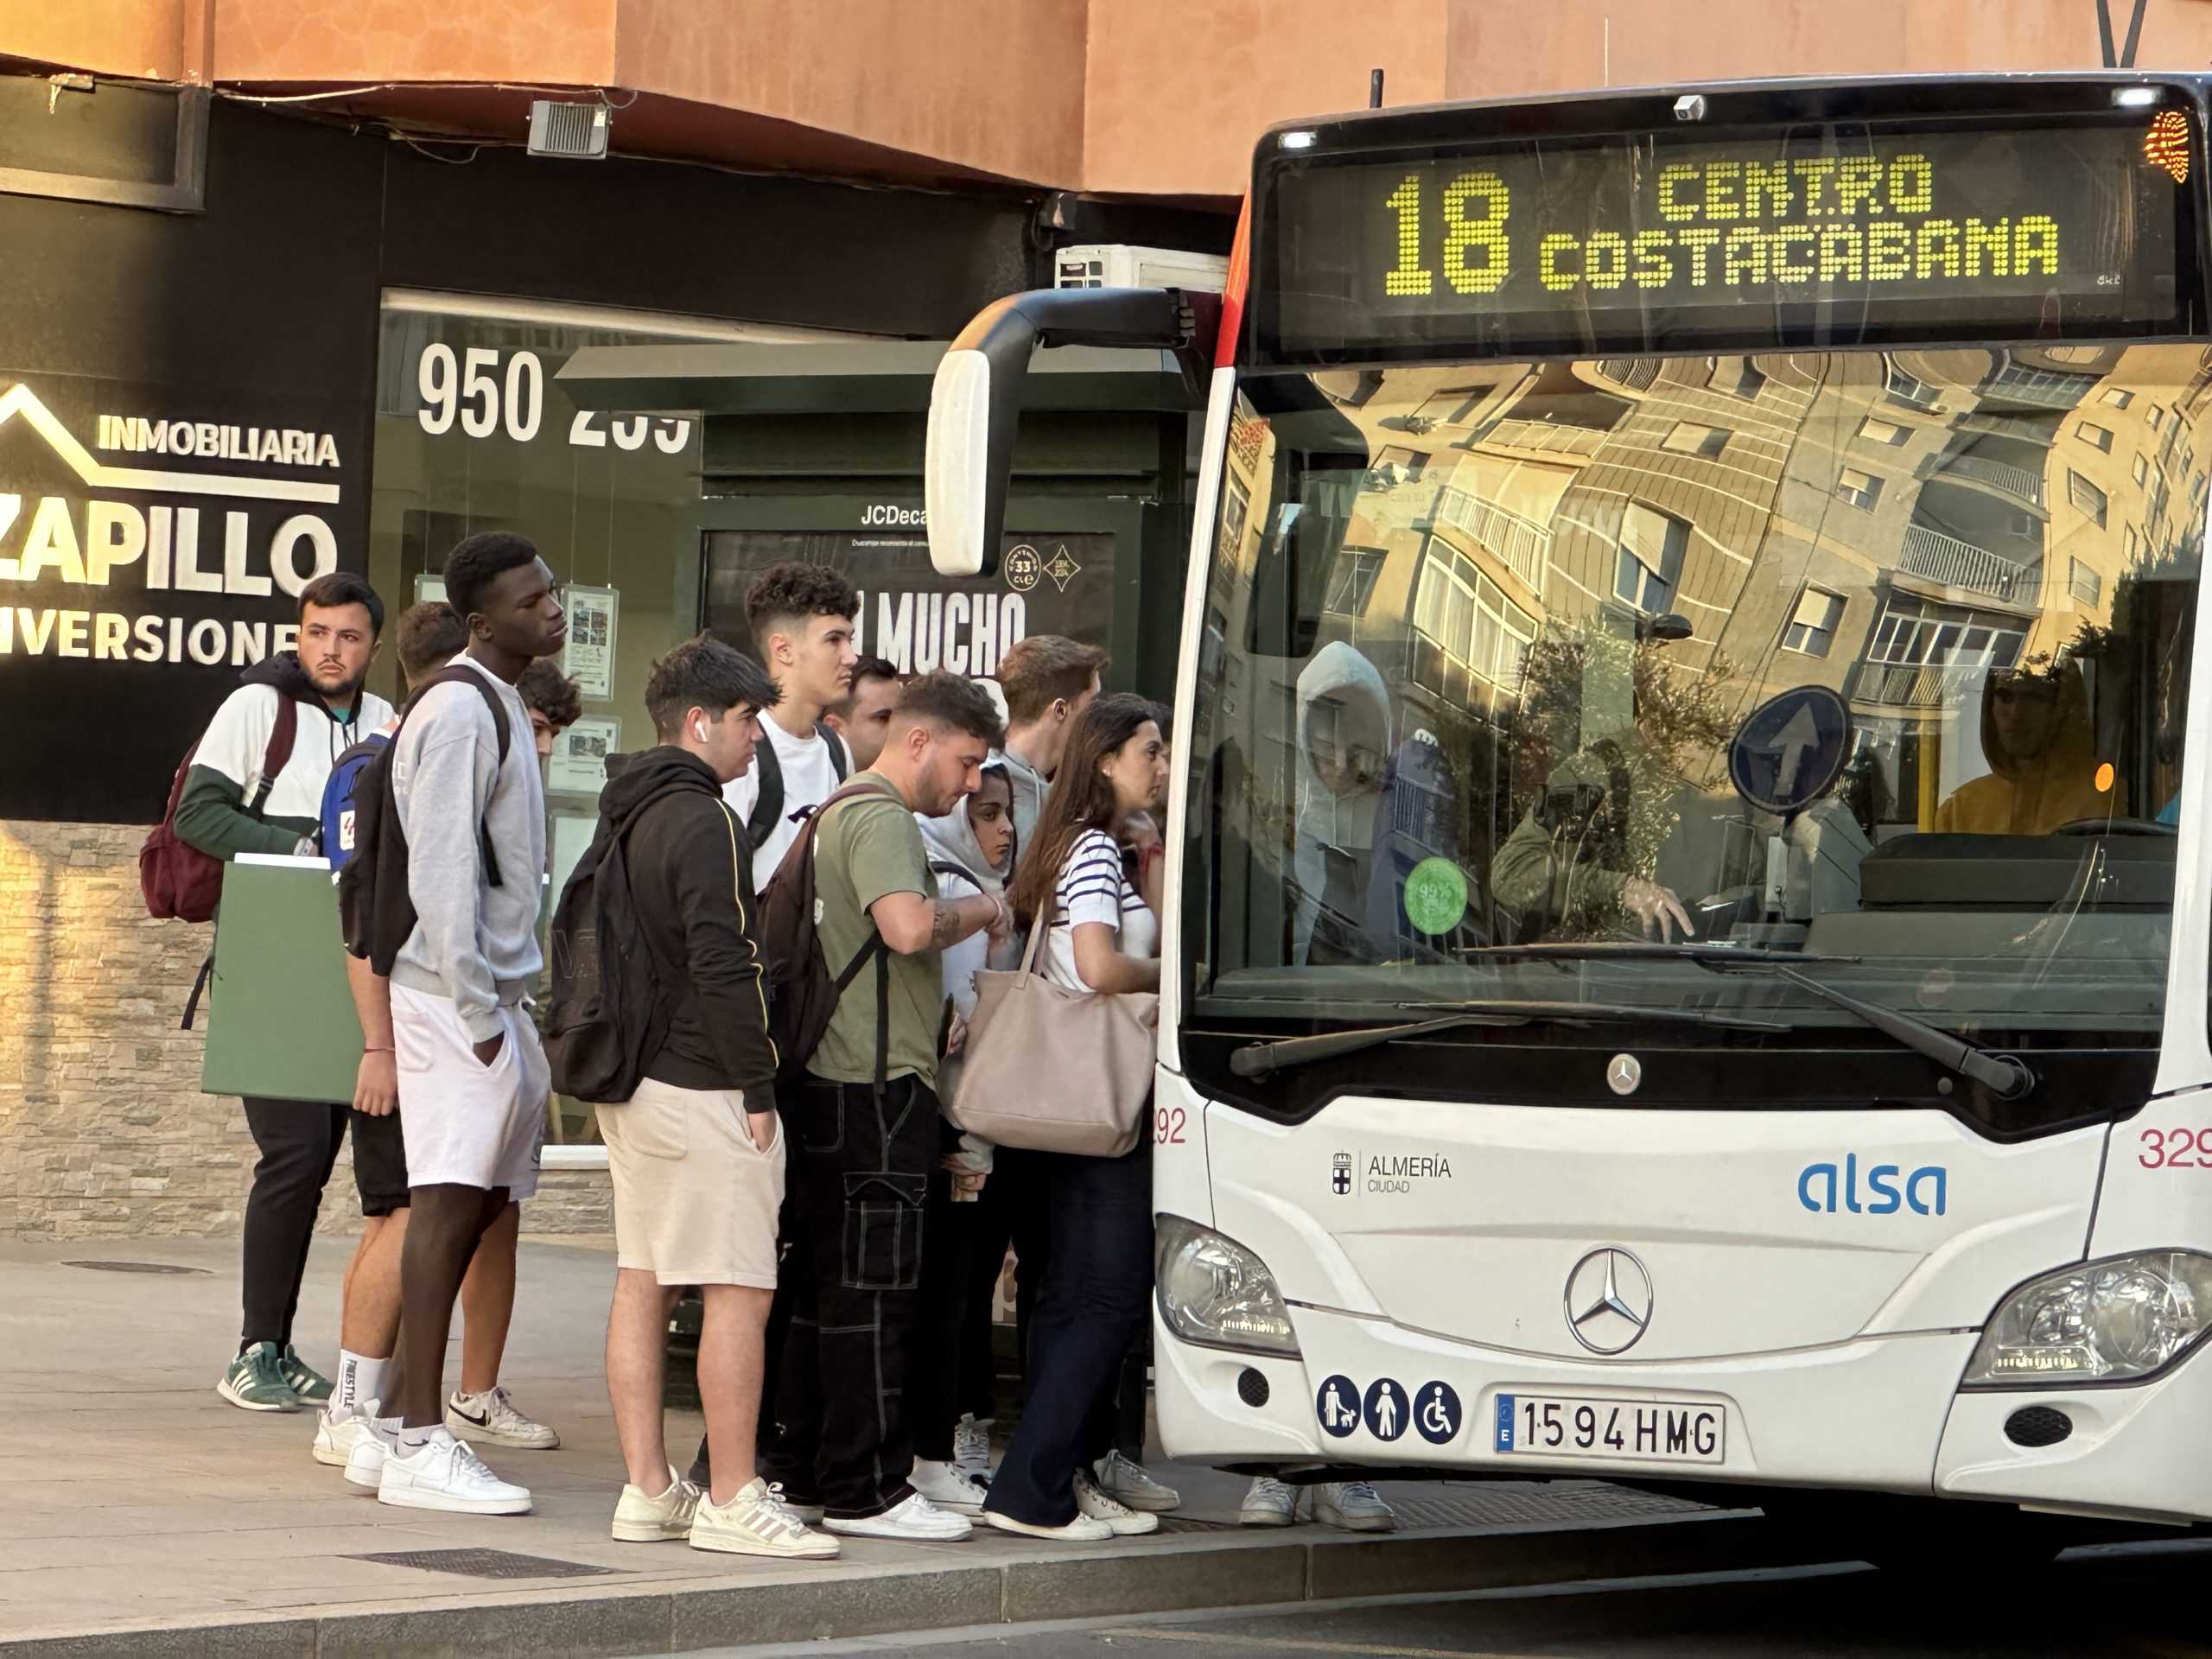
1751, 963, 2035, 1101
1228, 999, 1788, 1079
1465, 943, 2032, 1099
1465, 942, 1859, 966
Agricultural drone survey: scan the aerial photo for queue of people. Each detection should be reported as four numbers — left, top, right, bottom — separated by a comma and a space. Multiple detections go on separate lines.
172, 544, 1392, 1549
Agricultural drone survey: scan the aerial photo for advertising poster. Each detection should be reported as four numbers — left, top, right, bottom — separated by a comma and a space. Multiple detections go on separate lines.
702, 528, 1115, 679
548, 714, 620, 796
561, 585, 618, 699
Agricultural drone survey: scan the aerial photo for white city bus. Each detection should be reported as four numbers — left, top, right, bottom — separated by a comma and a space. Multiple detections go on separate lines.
926, 74, 2212, 1555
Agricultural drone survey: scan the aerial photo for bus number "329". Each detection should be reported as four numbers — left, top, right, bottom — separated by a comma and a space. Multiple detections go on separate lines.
2139, 1128, 2212, 1169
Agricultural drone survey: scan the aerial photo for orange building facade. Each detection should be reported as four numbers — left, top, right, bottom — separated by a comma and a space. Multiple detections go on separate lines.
14, 0, 2212, 197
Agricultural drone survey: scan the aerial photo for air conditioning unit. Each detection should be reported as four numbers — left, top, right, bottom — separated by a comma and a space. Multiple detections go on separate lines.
1053, 243, 1229, 293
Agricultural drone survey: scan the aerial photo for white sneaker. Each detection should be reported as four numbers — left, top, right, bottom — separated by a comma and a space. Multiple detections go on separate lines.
910, 1458, 988, 1516
1311, 1479, 1396, 1532
691, 1478, 842, 1559
1073, 1469, 1159, 1535
1238, 1475, 1300, 1527
951, 1413, 994, 1480
613, 1467, 700, 1542
376, 1427, 531, 1515
446, 1385, 560, 1449
823, 1491, 974, 1541
982, 1508, 1114, 1542
1094, 1449, 1179, 1513
341, 1408, 401, 1491
772, 1487, 826, 1525
313, 1407, 369, 1469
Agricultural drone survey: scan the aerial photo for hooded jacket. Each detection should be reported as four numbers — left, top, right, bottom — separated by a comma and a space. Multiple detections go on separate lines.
990, 741, 1052, 851
175, 652, 393, 861
598, 746, 779, 1097
1292, 642, 1393, 963
918, 763, 1018, 1017
1936, 662, 2123, 835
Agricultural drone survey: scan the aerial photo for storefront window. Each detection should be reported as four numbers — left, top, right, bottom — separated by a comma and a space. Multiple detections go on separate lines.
369, 290, 850, 1146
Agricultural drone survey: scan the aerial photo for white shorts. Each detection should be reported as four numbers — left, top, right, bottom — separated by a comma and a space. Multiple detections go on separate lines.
391, 983, 548, 1200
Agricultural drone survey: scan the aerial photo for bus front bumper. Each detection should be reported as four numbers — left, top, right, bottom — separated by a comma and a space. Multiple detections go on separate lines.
1156, 1305, 2212, 1522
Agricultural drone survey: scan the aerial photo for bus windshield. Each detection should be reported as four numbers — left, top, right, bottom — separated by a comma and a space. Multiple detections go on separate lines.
1185, 345, 2207, 1051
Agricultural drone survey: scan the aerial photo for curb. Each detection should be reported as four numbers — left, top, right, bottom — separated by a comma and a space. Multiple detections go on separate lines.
0, 1506, 1802, 1659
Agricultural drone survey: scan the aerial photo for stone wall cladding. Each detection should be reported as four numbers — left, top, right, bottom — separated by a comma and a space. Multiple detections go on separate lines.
0, 821, 609, 1239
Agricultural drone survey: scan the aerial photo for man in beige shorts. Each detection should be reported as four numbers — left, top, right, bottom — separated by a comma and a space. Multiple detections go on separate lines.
586, 634, 836, 1560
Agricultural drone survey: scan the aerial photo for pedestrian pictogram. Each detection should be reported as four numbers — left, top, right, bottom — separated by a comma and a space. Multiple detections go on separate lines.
1363, 1377, 1407, 1441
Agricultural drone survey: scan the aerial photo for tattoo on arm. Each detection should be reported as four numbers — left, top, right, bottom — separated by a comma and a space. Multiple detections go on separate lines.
930, 900, 963, 948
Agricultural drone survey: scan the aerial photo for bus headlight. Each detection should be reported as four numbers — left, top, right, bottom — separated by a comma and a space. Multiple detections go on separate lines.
1155, 1216, 1300, 1357
1961, 1251, 2212, 1387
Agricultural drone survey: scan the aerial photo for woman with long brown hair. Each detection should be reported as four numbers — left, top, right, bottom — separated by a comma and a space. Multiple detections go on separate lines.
981, 694, 1171, 1542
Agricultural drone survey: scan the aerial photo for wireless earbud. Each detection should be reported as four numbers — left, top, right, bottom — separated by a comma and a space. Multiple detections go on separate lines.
695, 718, 709, 742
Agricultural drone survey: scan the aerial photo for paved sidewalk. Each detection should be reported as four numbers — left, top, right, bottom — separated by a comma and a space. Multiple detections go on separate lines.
0, 1236, 1765, 1657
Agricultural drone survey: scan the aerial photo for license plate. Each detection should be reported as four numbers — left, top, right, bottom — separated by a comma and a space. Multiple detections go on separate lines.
1494, 1393, 1726, 1465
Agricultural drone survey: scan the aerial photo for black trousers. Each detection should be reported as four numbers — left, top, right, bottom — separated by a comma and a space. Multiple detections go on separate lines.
239, 1100, 347, 1350
956, 1145, 1053, 1421
760, 1072, 941, 1519
910, 1122, 972, 1465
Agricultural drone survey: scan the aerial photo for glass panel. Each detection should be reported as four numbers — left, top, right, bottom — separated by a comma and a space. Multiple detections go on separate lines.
369, 292, 815, 1147
1186, 346, 2205, 1060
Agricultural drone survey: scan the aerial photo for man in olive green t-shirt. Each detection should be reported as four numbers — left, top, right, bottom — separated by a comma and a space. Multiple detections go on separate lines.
760, 671, 1010, 1543
808, 772, 951, 1090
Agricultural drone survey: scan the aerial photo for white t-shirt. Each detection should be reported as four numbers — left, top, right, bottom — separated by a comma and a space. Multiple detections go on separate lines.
722, 715, 854, 891
1043, 829, 1160, 992
197, 681, 395, 824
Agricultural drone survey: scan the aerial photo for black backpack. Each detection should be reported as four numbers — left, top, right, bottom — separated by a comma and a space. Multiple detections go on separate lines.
756, 780, 885, 1089
338, 665, 513, 974
542, 779, 689, 1103
746, 718, 849, 850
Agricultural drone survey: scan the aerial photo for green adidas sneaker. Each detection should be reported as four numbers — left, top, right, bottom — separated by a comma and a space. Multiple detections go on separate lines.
219, 1341, 302, 1412
279, 1346, 334, 1404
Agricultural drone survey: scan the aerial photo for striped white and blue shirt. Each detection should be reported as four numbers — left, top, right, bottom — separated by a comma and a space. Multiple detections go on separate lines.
1042, 829, 1159, 991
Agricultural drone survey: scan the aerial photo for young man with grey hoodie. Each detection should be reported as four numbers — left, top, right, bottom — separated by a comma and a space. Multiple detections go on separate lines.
988, 634, 1105, 846
344, 531, 568, 1516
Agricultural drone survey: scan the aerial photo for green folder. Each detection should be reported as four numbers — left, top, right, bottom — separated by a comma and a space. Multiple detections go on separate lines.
200, 855, 362, 1105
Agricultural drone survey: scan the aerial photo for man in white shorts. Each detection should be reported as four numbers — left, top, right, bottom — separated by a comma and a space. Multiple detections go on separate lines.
582, 633, 837, 1560
346, 530, 568, 1516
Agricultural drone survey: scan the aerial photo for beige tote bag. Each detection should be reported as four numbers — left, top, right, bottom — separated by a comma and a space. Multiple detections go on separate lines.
950, 916, 1159, 1157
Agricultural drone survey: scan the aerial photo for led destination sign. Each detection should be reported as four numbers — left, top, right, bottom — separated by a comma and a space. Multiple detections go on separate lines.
1264, 116, 2195, 359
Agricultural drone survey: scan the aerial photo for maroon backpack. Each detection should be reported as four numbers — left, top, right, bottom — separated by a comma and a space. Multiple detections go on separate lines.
138, 696, 300, 924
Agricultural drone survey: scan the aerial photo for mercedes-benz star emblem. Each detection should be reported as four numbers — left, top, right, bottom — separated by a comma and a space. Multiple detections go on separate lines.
1563, 1246, 1654, 1355
1605, 1052, 1642, 1096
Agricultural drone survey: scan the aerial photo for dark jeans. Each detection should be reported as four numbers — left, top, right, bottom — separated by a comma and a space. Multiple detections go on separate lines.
760, 1072, 941, 1519
240, 1100, 347, 1350
957, 1146, 1053, 1420
982, 1143, 1154, 1528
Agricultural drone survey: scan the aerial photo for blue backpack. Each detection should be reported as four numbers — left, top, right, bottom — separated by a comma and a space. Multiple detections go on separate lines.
320, 731, 391, 868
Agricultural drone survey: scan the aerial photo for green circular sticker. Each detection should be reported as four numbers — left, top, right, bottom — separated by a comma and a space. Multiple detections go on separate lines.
1402, 857, 1469, 936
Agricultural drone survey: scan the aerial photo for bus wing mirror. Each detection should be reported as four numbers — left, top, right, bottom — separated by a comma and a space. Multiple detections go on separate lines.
925, 286, 1221, 576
